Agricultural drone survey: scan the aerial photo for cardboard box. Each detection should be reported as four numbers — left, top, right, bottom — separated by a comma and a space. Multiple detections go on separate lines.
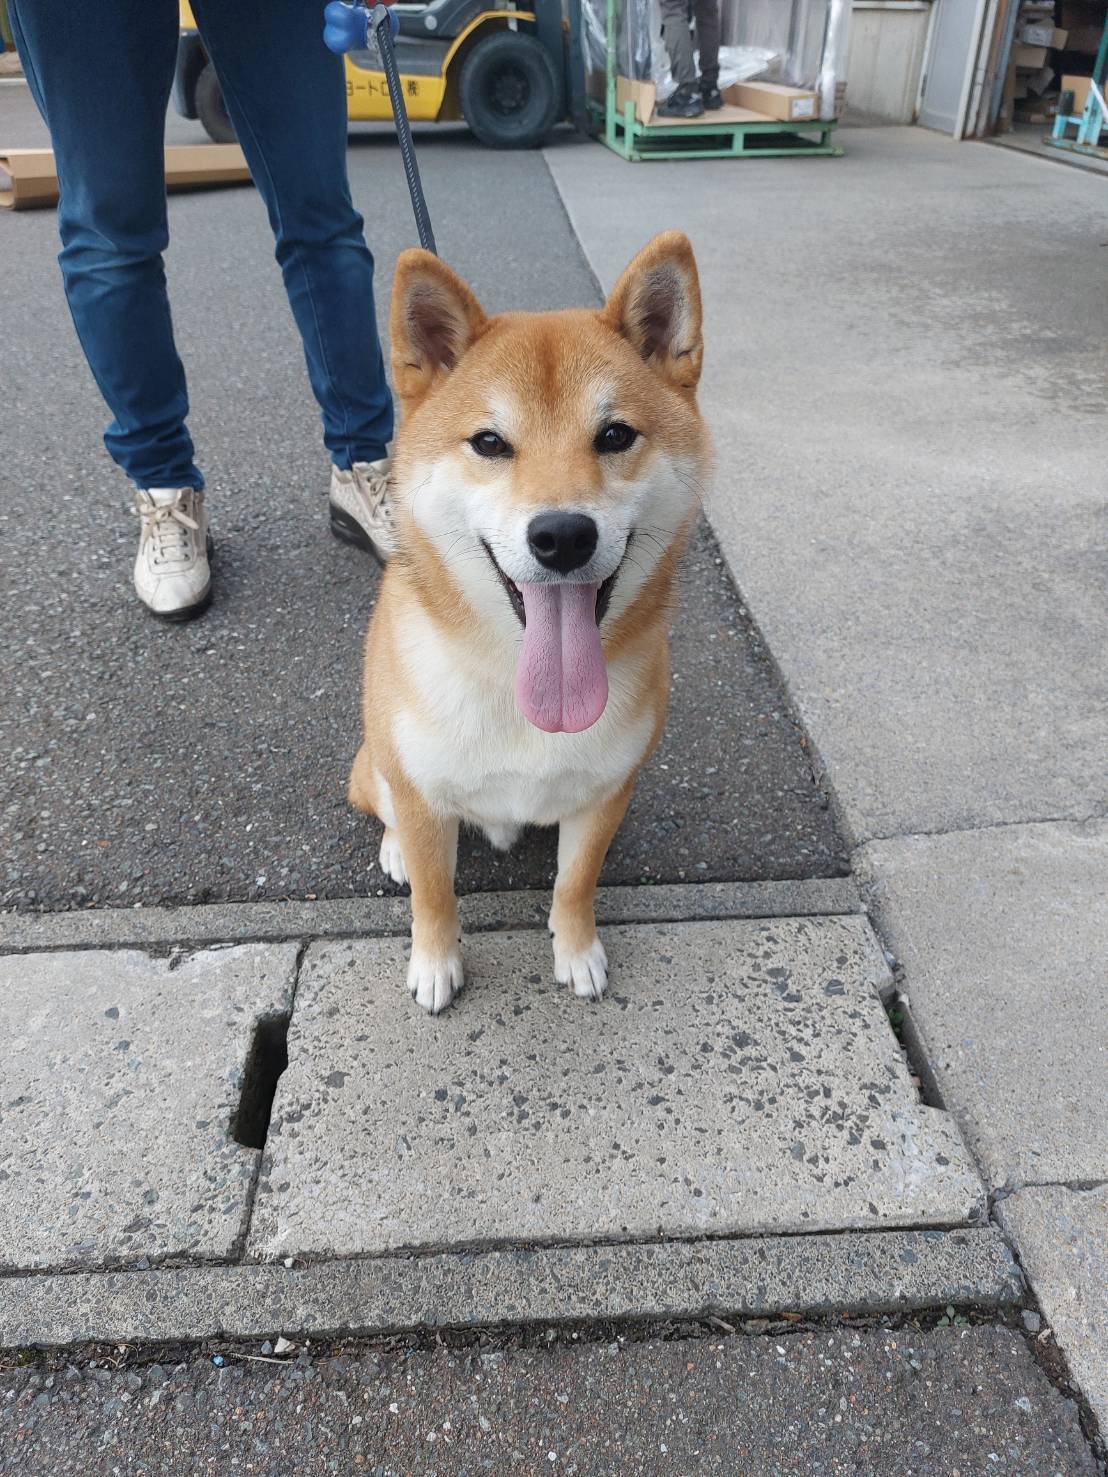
1059, 73, 1101, 113
1027, 63, 1056, 95
1012, 43, 1049, 68
722, 80, 819, 121
1021, 23, 1068, 47
0, 150, 58, 209
0, 143, 251, 210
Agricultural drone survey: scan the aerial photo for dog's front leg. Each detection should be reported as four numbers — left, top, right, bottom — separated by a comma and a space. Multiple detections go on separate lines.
391, 779, 462, 1015
549, 780, 634, 1002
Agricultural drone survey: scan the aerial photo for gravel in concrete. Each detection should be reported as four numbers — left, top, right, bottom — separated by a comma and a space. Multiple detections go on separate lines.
0, 877, 860, 953
0, 87, 844, 913
545, 126, 1108, 842
0, 1228, 1022, 1349
0, 944, 297, 1271
0, 1326, 1097, 1475
998, 1184, 1108, 1432
858, 821, 1108, 1188
248, 917, 982, 1260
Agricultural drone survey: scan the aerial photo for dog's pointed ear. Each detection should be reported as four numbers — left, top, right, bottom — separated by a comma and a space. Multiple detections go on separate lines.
391, 249, 488, 408
602, 232, 703, 391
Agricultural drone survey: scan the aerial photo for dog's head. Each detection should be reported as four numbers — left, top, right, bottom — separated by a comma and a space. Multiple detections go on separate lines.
388, 231, 709, 734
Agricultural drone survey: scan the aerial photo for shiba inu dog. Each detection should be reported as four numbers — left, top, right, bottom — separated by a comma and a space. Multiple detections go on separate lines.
348, 231, 710, 1013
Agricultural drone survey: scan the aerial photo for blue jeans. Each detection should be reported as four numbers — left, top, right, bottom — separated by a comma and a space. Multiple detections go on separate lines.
10, 0, 393, 490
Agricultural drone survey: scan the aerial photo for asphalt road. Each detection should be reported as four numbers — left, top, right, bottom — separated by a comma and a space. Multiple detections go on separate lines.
0, 88, 845, 910
1, 1326, 1098, 1475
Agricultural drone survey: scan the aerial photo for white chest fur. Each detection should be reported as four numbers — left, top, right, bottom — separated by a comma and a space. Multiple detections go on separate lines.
390, 608, 655, 828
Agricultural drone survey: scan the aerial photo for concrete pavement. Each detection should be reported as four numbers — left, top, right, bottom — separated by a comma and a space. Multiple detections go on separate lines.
544, 122, 1108, 1436
544, 125, 1108, 843
1, 83, 1105, 1462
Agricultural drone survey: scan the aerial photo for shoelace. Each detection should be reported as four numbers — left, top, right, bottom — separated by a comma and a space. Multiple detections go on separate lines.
354, 465, 392, 529
133, 490, 199, 567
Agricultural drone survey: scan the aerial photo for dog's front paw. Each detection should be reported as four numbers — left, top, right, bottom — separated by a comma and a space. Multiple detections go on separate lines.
408, 949, 463, 1015
553, 936, 609, 1002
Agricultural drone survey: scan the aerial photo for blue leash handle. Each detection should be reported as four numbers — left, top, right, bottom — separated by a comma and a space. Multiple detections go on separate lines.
323, 1, 438, 256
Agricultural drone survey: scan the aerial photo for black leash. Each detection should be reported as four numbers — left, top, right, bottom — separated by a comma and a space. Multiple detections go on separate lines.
323, 0, 438, 255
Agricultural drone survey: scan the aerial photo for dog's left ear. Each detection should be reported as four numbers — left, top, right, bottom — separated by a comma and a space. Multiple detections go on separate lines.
602, 231, 703, 392
391, 249, 488, 409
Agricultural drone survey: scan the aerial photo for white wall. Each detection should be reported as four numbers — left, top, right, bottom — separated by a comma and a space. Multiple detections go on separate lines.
847, 0, 933, 122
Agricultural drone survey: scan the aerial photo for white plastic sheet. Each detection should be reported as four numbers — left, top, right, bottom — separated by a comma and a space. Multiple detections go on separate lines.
581, 0, 835, 98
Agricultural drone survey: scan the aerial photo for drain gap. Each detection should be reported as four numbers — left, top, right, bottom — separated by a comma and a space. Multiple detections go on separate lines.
880, 987, 945, 1110
231, 1012, 290, 1150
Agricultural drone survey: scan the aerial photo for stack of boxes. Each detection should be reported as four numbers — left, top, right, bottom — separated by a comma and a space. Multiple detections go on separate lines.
1004, 0, 1106, 128
1008, 2, 1069, 125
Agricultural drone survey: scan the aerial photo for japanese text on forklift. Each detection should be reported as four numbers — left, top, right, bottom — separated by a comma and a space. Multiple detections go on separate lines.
174, 0, 571, 148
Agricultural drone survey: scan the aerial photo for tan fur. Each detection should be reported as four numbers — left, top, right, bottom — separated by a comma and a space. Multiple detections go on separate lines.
349, 232, 710, 1012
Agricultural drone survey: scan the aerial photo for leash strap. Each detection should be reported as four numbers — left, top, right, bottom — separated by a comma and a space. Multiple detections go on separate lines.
323, 0, 437, 255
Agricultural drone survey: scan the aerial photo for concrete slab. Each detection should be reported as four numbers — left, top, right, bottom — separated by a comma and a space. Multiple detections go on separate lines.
544, 127, 1108, 842
859, 821, 1108, 1188
0, 878, 861, 953
998, 1184, 1108, 1431
2, 1326, 1098, 1477
0, 944, 297, 1271
248, 918, 983, 1260
0, 1227, 1022, 1349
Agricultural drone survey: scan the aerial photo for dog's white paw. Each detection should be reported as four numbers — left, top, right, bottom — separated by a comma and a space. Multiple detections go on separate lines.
408, 949, 463, 1015
482, 820, 521, 852
554, 936, 609, 1002
379, 828, 408, 886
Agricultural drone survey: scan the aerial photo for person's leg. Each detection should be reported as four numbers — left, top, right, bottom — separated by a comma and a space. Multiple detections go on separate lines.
694, 0, 721, 88
9, 0, 201, 492
189, 0, 392, 472
659, 0, 697, 90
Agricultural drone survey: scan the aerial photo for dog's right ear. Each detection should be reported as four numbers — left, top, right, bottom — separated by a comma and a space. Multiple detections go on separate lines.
391, 250, 487, 409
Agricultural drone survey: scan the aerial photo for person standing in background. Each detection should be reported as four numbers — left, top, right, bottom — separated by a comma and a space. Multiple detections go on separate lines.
657, 0, 721, 118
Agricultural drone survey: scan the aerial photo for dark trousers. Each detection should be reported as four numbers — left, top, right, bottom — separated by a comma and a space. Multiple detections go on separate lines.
10, 0, 393, 489
660, 0, 720, 90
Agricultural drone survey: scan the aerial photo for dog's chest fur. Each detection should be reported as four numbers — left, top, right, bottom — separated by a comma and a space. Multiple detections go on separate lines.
391, 608, 655, 828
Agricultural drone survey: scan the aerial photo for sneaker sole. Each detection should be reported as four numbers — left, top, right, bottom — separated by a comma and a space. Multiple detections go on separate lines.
329, 505, 387, 567
144, 535, 215, 624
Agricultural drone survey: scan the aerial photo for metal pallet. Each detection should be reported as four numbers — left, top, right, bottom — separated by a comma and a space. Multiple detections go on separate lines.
592, 0, 840, 162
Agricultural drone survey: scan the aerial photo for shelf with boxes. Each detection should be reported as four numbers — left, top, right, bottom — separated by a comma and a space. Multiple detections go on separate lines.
999, 0, 1107, 145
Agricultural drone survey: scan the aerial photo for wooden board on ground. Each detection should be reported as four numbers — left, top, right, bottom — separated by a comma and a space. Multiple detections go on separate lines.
0, 144, 252, 210
643, 102, 774, 127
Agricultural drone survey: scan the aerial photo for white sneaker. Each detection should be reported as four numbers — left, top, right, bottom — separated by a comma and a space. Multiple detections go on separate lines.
329, 459, 394, 563
132, 487, 212, 620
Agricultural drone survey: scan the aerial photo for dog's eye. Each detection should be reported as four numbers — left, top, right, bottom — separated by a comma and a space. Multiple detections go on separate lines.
594, 422, 638, 455
469, 431, 513, 459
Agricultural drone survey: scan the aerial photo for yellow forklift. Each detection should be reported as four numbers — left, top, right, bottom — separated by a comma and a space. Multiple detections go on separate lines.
174, 0, 584, 150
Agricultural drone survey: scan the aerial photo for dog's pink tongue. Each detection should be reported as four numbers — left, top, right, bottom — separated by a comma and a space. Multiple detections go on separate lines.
515, 583, 608, 733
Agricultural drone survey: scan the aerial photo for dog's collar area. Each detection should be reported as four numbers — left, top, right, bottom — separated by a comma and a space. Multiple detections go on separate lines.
480, 540, 623, 629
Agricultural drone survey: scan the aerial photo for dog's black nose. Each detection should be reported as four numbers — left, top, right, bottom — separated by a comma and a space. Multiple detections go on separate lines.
527, 513, 598, 574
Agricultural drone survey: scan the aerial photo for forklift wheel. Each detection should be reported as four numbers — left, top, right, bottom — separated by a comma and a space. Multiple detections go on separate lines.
195, 63, 237, 145
459, 32, 560, 150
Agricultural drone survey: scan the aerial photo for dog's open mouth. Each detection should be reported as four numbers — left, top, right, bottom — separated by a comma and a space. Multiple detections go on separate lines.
480, 540, 623, 628
480, 538, 628, 734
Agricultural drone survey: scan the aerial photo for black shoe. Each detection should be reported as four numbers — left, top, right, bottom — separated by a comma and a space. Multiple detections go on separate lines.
700, 82, 723, 110
657, 84, 704, 118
